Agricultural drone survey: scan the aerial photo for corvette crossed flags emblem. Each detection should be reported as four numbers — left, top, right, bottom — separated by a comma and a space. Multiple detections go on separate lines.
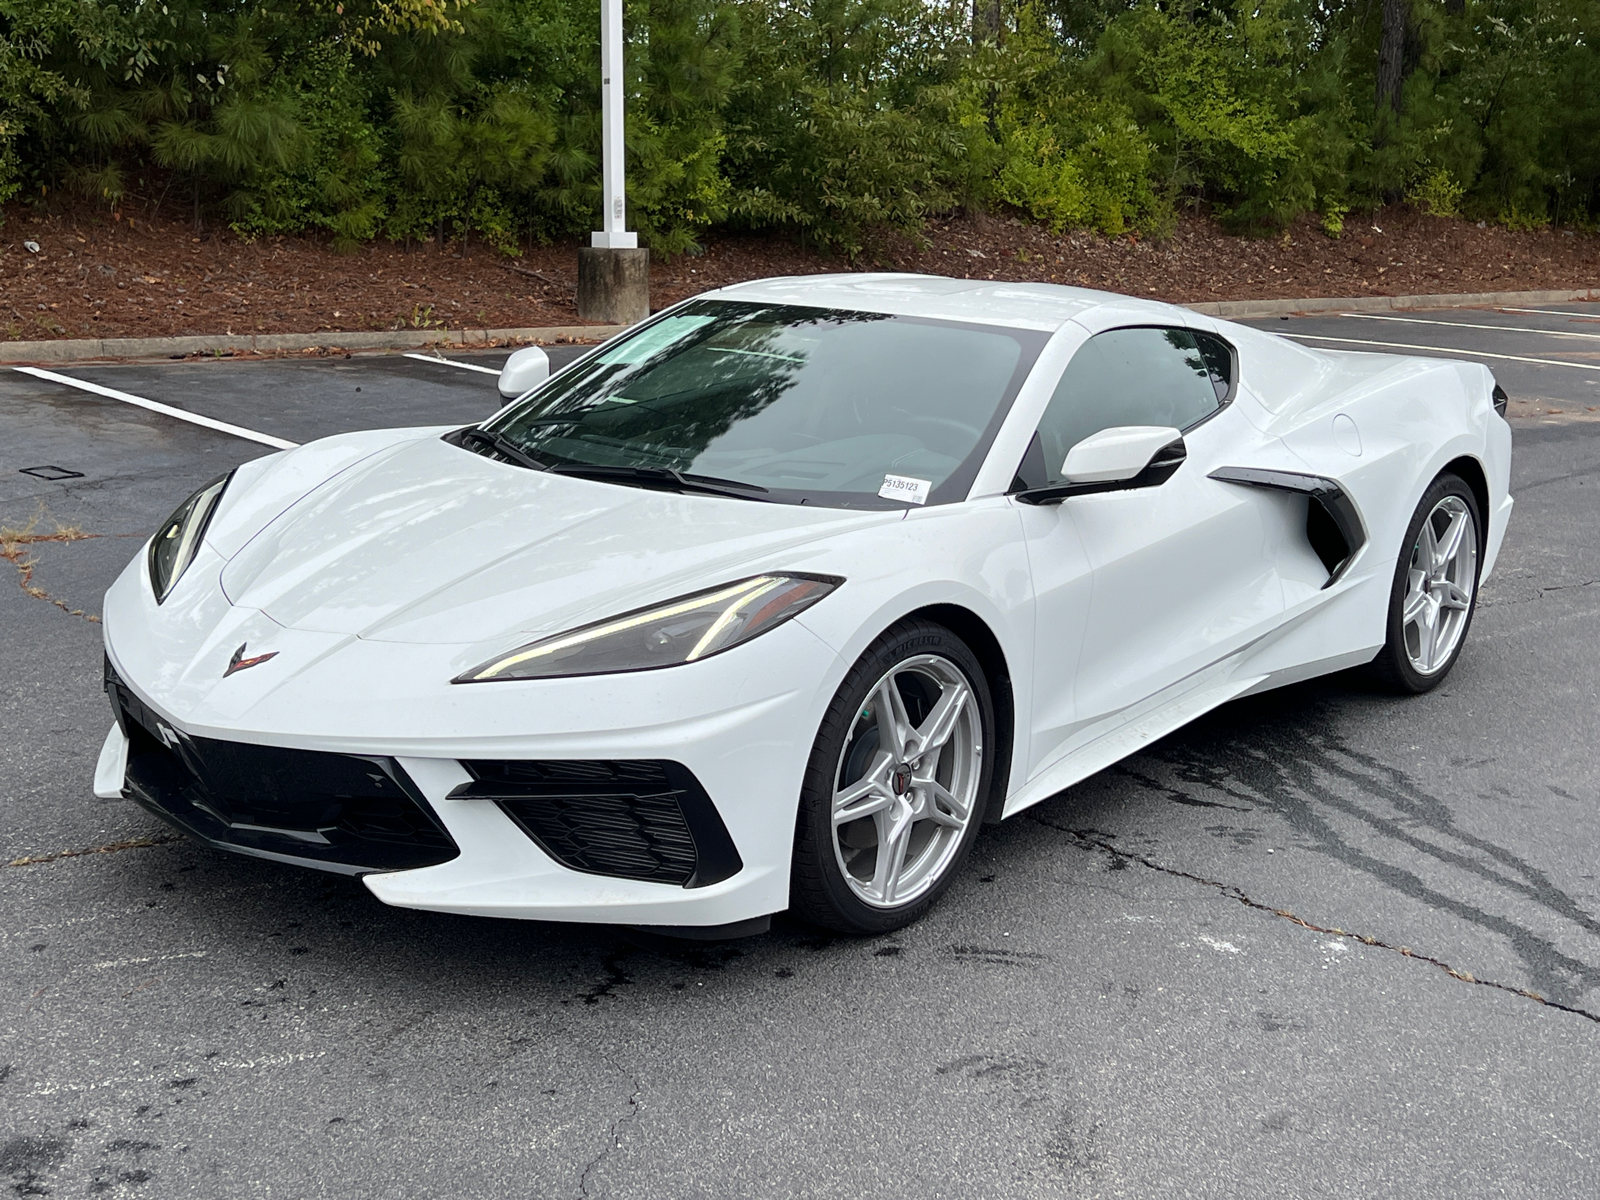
223, 643, 278, 678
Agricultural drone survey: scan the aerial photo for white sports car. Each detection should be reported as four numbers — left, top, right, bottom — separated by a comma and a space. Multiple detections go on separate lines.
97, 275, 1513, 935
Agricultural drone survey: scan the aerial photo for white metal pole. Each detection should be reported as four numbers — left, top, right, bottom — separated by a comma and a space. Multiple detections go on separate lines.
593, 0, 636, 249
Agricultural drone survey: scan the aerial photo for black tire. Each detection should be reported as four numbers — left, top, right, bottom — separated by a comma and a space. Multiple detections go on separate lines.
790, 619, 996, 935
1369, 472, 1483, 694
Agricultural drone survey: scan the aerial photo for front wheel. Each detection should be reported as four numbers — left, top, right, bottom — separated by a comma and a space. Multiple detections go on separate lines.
790, 620, 995, 934
1370, 473, 1482, 693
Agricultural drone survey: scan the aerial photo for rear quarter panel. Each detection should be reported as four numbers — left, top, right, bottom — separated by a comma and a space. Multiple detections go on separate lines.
1220, 321, 1510, 648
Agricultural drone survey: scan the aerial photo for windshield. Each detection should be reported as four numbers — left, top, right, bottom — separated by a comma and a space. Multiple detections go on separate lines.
482, 300, 1047, 508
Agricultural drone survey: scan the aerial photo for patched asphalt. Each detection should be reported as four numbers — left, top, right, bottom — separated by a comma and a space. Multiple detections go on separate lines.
2, 311, 1598, 1197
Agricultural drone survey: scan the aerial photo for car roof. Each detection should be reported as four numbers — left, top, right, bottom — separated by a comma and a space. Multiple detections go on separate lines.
701, 273, 1190, 332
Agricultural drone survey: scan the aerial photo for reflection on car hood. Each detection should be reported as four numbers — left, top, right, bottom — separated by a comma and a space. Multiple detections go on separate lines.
218, 435, 889, 644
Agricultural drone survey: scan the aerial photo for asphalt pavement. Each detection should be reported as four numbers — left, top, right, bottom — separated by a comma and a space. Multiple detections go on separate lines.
3, 307, 1599, 1198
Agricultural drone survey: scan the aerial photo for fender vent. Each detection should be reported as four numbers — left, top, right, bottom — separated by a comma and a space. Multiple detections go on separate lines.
1305, 498, 1351, 575
1209, 466, 1368, 587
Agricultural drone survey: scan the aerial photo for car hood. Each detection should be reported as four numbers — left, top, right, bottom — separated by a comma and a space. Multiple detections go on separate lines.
218, 434, 892, 645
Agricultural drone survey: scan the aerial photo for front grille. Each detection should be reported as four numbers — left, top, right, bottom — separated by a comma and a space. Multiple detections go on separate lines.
105, 657, 458, 874
454, 759, 742, 888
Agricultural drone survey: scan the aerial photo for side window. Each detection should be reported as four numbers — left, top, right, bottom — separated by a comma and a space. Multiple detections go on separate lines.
1028, 327, 1220, 485
1192, 331, 1236, 403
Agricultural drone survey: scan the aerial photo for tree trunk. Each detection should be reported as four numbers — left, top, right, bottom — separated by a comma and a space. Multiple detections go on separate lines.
1376, 0, 1408, 115
972, 0, 1001, 42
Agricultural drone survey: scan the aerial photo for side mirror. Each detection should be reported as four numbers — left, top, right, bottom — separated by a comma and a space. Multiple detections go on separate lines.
1015, 424, 1186, 506
498, 344, 551, 400
1062, 425, 1184, 484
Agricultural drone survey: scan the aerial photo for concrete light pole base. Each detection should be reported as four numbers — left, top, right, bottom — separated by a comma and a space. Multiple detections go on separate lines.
577, 247, 650, 326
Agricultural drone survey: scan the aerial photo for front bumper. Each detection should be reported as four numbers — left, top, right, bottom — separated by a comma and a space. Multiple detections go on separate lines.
100, 587, 844, 926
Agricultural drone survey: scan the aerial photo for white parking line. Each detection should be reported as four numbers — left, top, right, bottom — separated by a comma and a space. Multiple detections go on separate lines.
1278, 333, 1600, 371
13, 366, 299, 449
1339, 313, 1600, 341
1497, 307, 1600, 321
403, 352, 502, 376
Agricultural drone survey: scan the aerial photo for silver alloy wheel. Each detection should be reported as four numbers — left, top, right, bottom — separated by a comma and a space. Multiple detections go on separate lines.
1402, 494, 1478, 675
830, 654, 983, 909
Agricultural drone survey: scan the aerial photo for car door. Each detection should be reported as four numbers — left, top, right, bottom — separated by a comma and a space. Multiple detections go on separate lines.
1018, 323, 1289, 774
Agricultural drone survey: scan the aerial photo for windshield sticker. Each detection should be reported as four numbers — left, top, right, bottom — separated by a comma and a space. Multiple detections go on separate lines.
878, 474, 932, 505
597, 315, 716, 365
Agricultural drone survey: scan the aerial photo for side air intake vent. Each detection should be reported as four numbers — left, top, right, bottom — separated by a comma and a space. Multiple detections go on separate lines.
1209, 466, 1368, 587
451, 760, 742, 888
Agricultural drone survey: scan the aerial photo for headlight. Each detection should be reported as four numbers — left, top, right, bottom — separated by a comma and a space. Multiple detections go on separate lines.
148, 472, 232, 603
455, 573, 842, 682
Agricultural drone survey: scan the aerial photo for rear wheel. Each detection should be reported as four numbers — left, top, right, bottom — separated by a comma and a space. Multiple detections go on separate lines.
791, 620, 994, 934
1370, 473, 1481, 694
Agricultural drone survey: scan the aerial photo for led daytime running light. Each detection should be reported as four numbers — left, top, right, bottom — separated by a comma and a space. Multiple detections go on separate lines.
470, 576, 780, 681
457, 573, 840, 683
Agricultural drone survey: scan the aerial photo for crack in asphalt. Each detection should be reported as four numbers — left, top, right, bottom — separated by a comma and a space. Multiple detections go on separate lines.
0, 535, 103, 622
576, 1057, 643, 1200
1027, 815, 1600, 1027
1481, 577, 1600, 609
578, 949, 634, 1006
1130, 719, 1600, 1006
5, 835, 180, 869
0, 511, 135, 623
1540, 578, 1599, 594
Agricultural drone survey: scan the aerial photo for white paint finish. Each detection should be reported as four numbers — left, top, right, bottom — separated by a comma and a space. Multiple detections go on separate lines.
1013, 500, 1093, 778
99, 274, 1515, 927
204, 427, 430, 559
1332, 413, 1363, 456
403, 352, 503, 375
14, 366, 299, 449
217, 437, 889, 642
93, 724, 128, 799
1062, 425, 1182, 482
1054, 411, 1287, 728
496, 344, 550, 398
711, 274, 1101, 332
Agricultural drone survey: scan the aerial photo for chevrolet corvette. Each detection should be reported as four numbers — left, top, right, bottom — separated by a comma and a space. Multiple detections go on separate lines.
95, 275, 1513, 934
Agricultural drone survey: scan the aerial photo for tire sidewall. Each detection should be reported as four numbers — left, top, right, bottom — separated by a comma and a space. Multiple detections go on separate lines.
1382, 473, 1483, 693
794, 620, 996, 935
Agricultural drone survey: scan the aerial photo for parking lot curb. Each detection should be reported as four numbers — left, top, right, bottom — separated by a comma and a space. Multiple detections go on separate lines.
0, 324, 628, 365
1185, 286, 1600, 319
3, 285, 1597, 364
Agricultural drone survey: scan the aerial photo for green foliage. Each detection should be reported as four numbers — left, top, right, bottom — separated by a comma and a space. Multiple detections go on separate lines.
1320, 201, 1349, 238
7, 0, 1600, 249
721, 0, 972, 254
1409, 167, 1464, 217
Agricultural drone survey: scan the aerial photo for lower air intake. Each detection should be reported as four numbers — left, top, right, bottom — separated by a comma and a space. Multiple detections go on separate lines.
105, 657, 458, 874
453, 760, 742, 888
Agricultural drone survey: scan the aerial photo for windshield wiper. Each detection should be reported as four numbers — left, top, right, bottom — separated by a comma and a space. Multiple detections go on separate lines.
548, 463, 771, 501
453, 426, 549, 472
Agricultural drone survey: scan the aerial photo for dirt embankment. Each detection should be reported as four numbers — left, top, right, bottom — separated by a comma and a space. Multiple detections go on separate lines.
3, 203, 1598, 342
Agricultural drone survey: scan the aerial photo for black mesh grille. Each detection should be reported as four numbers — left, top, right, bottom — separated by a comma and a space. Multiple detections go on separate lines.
456, 759, 742, 888
106, 657, 458, 874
